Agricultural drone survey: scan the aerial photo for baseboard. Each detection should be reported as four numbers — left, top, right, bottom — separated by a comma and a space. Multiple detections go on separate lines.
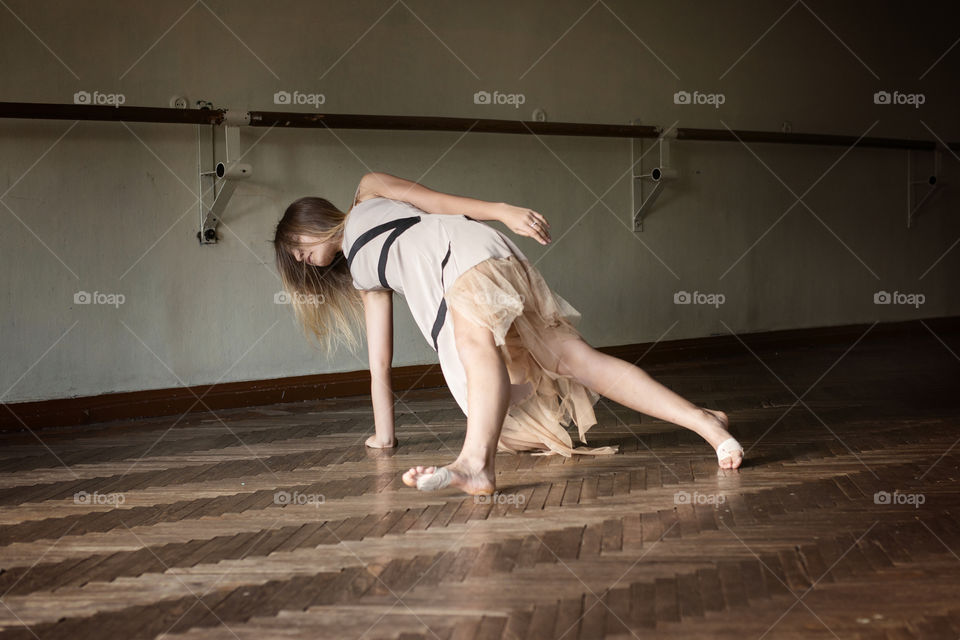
3, 314, 957, 432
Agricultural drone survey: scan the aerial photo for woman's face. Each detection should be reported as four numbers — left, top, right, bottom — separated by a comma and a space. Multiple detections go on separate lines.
291, 234, 341, 267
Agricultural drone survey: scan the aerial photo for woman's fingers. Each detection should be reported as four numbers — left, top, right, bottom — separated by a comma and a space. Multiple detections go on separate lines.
530, 220, 550, 244
529, 213, 551, 244
506, 206, 552, 244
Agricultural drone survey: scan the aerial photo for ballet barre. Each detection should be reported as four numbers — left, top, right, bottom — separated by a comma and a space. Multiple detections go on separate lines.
0, 101, 951, 233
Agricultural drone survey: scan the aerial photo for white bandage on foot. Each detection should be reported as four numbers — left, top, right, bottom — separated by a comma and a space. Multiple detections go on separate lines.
716, 437, 743, 465
416, 466, 453, 491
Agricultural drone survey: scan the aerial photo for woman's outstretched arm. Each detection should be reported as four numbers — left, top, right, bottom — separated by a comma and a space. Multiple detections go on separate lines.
357, 172, 553, 245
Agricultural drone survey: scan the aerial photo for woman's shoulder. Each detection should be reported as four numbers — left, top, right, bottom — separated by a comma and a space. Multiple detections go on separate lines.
351, 174, 384, 209
354, 192, 380, 207
343, 197, 391, 246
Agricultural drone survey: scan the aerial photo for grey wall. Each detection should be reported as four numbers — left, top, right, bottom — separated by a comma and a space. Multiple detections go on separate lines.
1, 1, 957, 404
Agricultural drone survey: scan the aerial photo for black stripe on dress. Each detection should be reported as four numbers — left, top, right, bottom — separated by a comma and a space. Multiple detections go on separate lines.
430, 242, 453, 352
346, 216, 421, 289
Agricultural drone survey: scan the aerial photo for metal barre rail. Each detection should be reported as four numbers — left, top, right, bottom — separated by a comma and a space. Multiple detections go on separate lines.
0, 101, 953, 151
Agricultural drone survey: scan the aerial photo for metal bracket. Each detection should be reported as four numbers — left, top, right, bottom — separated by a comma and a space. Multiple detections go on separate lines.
907, 145, 942, 228
631, 121, 680, 232
197, 108, 252, 244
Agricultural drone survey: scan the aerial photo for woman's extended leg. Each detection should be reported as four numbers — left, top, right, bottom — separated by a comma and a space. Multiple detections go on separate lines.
549, 333, 743, 469
401, 304, 509, 494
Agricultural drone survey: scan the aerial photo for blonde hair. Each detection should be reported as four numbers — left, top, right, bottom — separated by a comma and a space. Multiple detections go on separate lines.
273, 196, 364, 357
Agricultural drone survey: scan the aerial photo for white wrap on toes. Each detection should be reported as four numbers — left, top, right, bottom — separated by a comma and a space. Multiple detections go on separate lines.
715, 437, 743, 466
416, 467, 453, 491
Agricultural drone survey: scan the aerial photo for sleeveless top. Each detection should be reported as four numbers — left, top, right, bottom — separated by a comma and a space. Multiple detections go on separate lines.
342, 182, 530, 417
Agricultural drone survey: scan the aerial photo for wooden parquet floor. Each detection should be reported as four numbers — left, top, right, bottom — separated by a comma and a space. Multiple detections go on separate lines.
1, 326, 959, 639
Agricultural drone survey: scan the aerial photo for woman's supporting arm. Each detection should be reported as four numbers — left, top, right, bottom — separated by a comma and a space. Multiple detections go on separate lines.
361, 289, 396, 448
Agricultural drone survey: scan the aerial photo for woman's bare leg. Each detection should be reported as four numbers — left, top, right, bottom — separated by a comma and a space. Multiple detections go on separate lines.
402, 305, 509, 494
552, 334, 743, 468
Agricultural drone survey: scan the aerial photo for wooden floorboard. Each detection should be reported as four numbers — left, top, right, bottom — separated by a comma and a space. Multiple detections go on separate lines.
0, 328, 958, 638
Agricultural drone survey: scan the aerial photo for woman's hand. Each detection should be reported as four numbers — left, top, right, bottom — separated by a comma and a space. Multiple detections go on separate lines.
495, 203, 552, 245
365, 434, 397, 449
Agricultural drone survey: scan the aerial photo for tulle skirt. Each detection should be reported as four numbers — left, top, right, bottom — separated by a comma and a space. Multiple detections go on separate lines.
443, 255, 618, 457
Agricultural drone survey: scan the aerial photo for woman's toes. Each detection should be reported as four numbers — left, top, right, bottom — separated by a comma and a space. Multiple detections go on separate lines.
720, 453, 742, 469
402, 465, 442, 488
400, 463, 495, 495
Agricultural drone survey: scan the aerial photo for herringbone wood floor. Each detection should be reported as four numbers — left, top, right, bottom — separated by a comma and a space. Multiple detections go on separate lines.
1, 326, 958, 639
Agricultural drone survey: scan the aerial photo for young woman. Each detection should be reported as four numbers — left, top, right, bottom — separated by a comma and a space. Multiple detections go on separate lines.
273, 173, 743, 496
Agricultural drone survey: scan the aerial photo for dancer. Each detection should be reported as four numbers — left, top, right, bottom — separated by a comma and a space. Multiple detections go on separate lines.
273, 173, 743, 495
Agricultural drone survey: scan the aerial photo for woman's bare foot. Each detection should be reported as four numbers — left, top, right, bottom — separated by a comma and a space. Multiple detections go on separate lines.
365, 434, 397, 449
401, 460, 495, 495
696, 408, 743, 469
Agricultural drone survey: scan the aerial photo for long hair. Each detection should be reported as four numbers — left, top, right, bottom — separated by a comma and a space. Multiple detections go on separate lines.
273, 196, 364, 357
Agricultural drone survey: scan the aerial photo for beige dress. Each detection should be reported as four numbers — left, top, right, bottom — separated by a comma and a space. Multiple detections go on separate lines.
343, 188, 617, 457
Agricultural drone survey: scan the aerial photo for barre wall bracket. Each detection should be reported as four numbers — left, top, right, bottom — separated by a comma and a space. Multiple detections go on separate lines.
907, 145, 942, 229
197, 108, 253, 244
631, 121, 680, 232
